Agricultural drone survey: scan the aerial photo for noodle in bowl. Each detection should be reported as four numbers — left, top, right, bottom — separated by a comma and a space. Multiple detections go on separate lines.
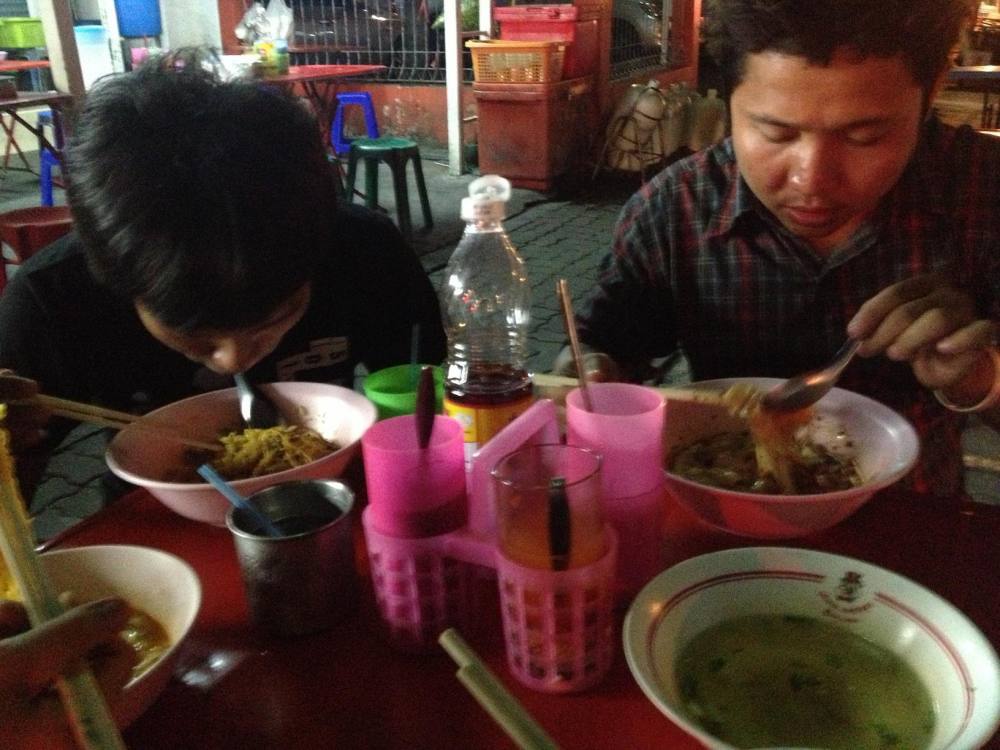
106, 382, 377, 526
662, 378, 919, 538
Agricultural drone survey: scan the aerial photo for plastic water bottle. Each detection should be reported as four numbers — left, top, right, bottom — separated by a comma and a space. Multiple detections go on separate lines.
440, 175, 533, 466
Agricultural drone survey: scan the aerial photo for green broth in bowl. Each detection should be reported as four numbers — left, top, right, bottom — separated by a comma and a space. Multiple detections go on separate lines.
675, 613, 934, 749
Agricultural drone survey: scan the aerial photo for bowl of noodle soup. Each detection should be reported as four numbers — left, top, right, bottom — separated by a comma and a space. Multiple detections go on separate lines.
37, 545, 201, 727
106, 382, 377, 526
663, 377, 919, 539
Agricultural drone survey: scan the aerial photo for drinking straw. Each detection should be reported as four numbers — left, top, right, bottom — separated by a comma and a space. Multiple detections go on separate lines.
439, 628, 559, 750
196, 464, 283, 537
556, 278, 594, 412
0, 429, 126, 750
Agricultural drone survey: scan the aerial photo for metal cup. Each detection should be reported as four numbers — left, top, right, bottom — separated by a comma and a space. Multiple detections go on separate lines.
227, 479, 357, 637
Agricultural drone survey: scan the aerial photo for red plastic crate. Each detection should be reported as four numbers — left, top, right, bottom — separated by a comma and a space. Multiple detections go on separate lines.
495, 4, 598, 78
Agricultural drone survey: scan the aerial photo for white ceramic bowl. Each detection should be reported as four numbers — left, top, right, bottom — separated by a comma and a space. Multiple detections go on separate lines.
40, 545, 201, 727
663, 377, 919, 538
106, 382, 377, 526
624, 547, 1000, 750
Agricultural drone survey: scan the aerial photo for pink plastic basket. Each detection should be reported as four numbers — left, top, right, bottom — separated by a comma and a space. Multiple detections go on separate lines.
495, 529, 617, 693
363, 508, 478, 653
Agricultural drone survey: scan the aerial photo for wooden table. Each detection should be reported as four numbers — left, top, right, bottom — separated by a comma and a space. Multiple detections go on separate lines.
947, 65, 1000, 129
42, 480, 1000, 749
262, 64, 386, 151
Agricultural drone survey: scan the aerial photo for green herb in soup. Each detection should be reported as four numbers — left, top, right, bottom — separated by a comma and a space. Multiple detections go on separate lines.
675, 614, 934, 749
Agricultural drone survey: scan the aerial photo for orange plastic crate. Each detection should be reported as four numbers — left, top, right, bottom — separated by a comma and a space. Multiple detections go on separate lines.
466, 40, 566, 83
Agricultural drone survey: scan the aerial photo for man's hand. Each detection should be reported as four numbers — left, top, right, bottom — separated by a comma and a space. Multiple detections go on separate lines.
847, 274, 997, 403
551, 345, 624, 383
0, 597, 136, 749
0, 370, 48, 452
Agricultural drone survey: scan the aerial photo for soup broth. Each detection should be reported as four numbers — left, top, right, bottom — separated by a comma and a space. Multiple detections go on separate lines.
674, 614, 934, 749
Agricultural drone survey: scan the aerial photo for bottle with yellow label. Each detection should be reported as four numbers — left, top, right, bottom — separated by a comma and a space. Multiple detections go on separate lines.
439, 176, 532, 466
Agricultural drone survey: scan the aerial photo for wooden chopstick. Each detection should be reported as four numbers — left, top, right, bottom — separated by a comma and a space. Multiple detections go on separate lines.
20, 394, 222, 452
0, 430, 127, 749
531, 372, 729, 407
556, 279, 595, 412
439, 629, 559, 750
964, 453, 1000, 473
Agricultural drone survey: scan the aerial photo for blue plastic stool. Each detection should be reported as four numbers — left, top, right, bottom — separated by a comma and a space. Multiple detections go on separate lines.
39, 148, 61, 207
331, 92, 379, 157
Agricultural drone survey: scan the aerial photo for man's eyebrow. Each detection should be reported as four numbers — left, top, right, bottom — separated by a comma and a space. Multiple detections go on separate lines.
747, 113, 891, 130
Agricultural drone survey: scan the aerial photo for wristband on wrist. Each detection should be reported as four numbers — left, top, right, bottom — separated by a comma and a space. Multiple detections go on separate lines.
934, 347, 1000, 413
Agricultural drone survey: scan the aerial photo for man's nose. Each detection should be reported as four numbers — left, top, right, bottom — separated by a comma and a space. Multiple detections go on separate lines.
209, 338, 258, 374
788, 138, 840, 196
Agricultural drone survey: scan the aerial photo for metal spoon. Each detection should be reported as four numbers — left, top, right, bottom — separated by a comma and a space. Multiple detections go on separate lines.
234, 372, 286, 429
760, 338, 862, 412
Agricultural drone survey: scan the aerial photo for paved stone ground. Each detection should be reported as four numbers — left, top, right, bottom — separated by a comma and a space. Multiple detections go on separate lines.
9, 142, 999, 543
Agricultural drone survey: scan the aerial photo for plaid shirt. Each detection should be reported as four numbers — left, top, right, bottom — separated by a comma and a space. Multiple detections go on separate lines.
579, 117, 1000, 502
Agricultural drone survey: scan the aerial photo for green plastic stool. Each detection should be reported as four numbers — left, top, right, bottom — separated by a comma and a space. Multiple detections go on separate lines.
344, 136, 434, 237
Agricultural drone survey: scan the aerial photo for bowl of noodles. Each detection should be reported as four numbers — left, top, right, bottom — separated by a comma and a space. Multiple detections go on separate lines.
6, 545, 201, 727
106, 382, 377, 526
662, 377, 919, 538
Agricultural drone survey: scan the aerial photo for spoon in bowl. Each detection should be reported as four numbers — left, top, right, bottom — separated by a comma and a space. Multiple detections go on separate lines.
760, 338, 862, 413
234, 373, 286, 429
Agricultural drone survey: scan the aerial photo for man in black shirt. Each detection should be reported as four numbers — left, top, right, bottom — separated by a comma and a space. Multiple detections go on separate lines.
0, 51, 445, 475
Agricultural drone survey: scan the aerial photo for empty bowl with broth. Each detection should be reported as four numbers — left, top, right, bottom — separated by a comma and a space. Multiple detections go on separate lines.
39, 545, 202, 727
623, 547, 1000, 750
106, 382, 377, 526
663, 377, 919, 538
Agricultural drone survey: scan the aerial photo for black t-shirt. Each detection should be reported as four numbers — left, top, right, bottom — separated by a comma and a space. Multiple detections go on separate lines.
0, 204, 446, 414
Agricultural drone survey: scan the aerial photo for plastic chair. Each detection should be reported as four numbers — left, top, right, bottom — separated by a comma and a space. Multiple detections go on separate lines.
0, 205, 73, 293
344, 136, 434, 238
330, 92, 380, 157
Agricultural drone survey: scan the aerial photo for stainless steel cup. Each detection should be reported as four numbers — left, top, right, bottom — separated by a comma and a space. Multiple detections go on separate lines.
226, 479, 357, 637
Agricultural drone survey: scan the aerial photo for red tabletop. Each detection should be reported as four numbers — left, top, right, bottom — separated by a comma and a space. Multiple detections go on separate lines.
263, 64, 387, 86
0, 60, 51, 73
47, 483, 1000, 749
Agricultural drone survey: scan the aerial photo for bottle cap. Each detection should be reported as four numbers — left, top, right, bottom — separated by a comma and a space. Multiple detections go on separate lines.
461, 175, 511, 222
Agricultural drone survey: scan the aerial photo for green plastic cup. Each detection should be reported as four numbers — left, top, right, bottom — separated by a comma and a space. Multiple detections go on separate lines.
362, 364, 444, 420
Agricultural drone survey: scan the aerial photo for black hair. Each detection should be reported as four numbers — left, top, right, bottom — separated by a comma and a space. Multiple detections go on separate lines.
67, 48, 340, 332
704, 0, 976, 104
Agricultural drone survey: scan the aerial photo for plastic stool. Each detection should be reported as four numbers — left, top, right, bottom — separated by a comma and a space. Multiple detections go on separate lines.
331, 92, 380, 157
344, 136, 434, 238
39, 148, 61, 207
0, 206, 73, 293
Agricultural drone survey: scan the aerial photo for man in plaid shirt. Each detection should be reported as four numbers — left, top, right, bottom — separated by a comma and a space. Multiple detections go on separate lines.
555, 0, 999, 501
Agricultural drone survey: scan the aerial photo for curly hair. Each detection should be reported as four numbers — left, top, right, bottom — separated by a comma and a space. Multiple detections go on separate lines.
67, 49, 340, 333
704, 0, 976, 102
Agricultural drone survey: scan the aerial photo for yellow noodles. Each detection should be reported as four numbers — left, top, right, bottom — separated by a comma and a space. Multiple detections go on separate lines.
210, 425, 338, 480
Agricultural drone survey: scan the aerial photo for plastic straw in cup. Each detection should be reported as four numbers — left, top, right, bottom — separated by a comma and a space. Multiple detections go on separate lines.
196, 464, 283, 537
439, 628, 559, 750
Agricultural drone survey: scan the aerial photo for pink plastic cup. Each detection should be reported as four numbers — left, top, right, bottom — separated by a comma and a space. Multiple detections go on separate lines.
566, 383, 666, 602
566, 383, 665, 497
362, 415, 467, 538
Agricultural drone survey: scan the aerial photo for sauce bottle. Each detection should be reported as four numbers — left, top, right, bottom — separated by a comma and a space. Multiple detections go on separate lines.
439, 175, 533, 466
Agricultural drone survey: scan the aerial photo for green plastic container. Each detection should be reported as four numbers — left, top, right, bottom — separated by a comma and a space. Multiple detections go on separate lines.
362, 364, 444, 420
0, 18, 46, 48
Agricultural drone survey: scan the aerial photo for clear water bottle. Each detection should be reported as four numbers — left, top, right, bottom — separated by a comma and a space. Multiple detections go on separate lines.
440, 175, 533, 465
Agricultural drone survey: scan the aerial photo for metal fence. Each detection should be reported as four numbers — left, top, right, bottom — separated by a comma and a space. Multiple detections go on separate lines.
287, 0, 672, 83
